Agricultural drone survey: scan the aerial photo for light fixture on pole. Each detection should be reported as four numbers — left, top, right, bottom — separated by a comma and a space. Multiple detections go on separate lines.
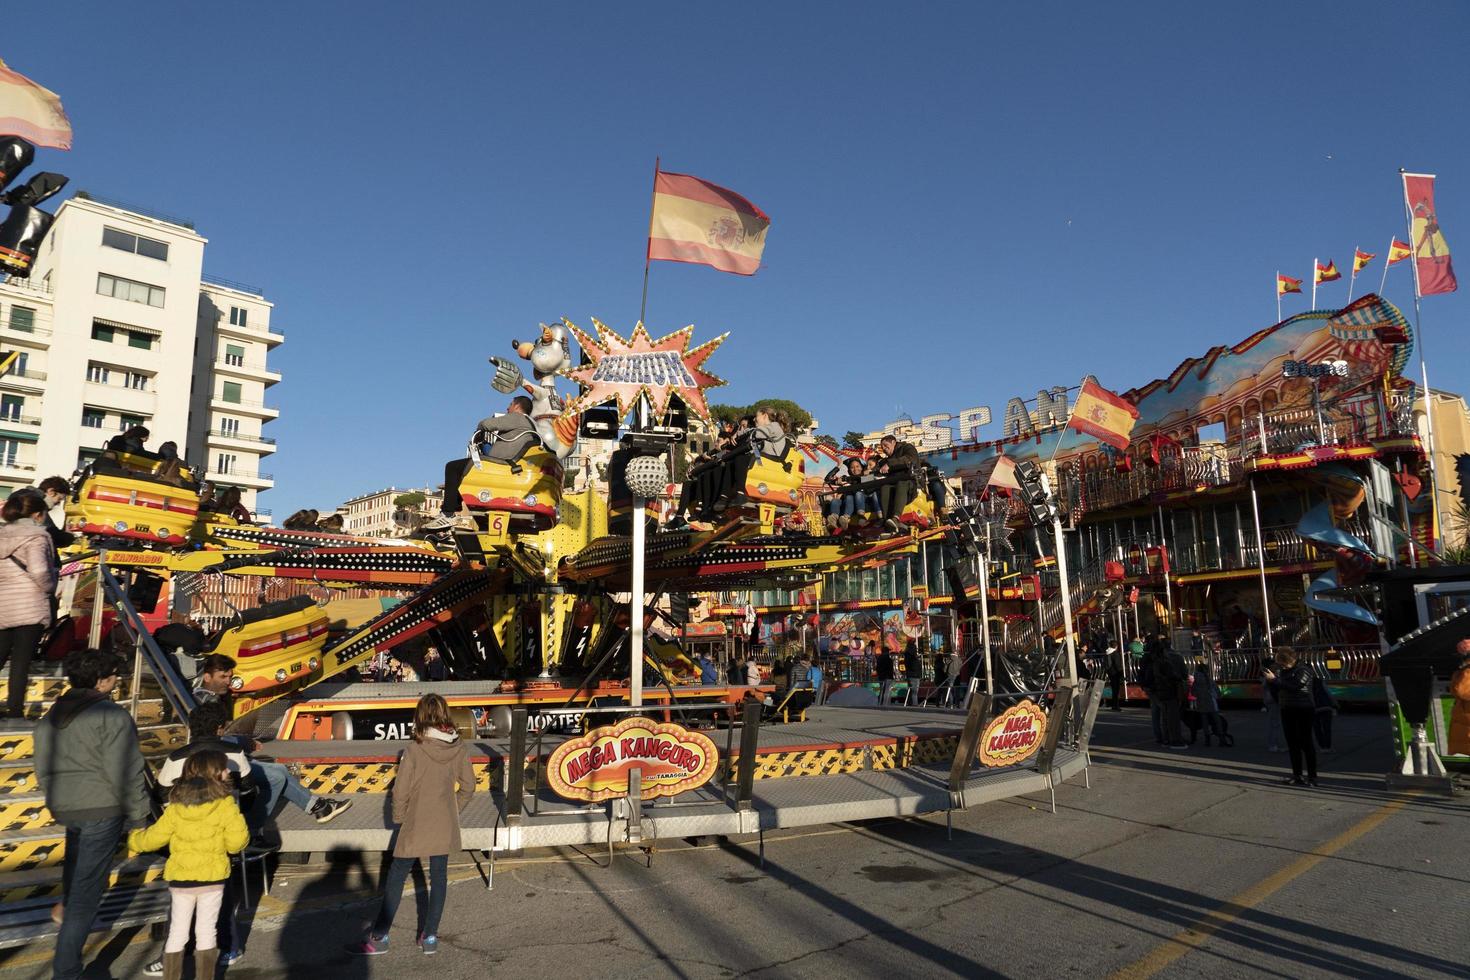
623, 452, 668, 710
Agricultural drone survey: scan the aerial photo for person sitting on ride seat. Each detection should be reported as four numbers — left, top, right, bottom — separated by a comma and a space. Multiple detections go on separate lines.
155, 441, 188, 486
710, 408, 787, 513
668, 421, 736, 529
105, 424, 150, 456
215, 487, 252, 523
424, 396, 539, 531
875, 434, 920, 532
282, 509, 319, 530
825, 457, 871, 532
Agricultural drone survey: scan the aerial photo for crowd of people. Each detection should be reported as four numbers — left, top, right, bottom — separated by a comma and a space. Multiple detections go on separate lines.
34, 648, 355, 979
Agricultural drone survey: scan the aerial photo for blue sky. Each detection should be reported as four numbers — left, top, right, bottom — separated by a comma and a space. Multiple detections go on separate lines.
17, 2, 1470, 515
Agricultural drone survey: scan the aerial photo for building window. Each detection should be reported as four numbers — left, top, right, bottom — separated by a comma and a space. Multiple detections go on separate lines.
77, 450, 99, 471
1, 396, 24, 421
101, 227, 169, 261
97, 272, 165, 308
91, 323, 115, 343
86, 363, 109, 384
0, 439, 18, 467
221, 381, 242, 404
220, 417, 240, 437
127, 332, 154, 350
14, 353, 27, 376
126, 371, 149, 391
224, 344, 245, 367
215, 453, 236, 475
81, 408, 104, 428
119, 414, 145, 431
229, 307, 247, 327
8, 306, 34, 333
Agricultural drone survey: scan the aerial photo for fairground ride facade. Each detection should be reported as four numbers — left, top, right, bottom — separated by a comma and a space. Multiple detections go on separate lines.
711, 294, 1438, 706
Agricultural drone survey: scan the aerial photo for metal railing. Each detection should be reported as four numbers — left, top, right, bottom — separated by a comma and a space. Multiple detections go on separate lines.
1107, 643, 1383, 687
210, 428, 276, 445
0, 415, 41, 427
211, 397, 279, 412
201, 273, 264, 296
216, 356, 279, 374
2, 322, 51, 337
207, 468, 274, 482
0, 274, 52, 294
0, 459, 36, 472
98, 563, 196, 724
74, 191, 196, 229
3, 368, 46, 383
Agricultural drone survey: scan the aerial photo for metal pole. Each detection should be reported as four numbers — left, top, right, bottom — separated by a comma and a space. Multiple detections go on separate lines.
1248, 476, 1275, 655
630, 497, 646, 709
1156, 505, 1173, 632
1054, 519, 1079, 686
1311, 256, 1318, 309
1378, 238, 1393, 296
1402, 170, 1444, 552
977, 552, 993, 697
88, 550, 107, 649
639, 157, 660, 326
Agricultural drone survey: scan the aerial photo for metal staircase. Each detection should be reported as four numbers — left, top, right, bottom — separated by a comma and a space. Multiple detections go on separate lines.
999, 555, 1113, 653
0, 562, 197, 949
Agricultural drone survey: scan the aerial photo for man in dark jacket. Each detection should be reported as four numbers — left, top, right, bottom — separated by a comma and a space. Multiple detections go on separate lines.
875, 645, 896, 706
424, 396, 540, 531
875, 436, 921, 532
34, 649, 151, 980
1155, 637, 1189, 748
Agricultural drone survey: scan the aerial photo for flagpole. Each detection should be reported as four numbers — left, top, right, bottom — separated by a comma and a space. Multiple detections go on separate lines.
1378, 237, 1393, 295
1401, 169, 1444, 552
639, 156, 660, 327
1311, 256, 1318, 309
1347, 246, 1357, 302
1276, 271, 1282, 322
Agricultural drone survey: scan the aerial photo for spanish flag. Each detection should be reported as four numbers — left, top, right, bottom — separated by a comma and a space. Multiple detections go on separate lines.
1315, 260, 1342, 284
1352, 249, 1375, 274
647, 170, 771, 276
1069, 379, 1139, 451
0, 58, 71, 150
1387, 239, 1413, 265
1403, 172, 1457, 296
1278, 274, 1303, 296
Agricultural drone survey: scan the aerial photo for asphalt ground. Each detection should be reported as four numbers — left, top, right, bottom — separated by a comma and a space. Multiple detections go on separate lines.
6, 705, 1466, 979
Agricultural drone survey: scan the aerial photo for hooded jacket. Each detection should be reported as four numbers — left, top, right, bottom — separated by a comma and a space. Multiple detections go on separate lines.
127, 785, 249, 884
391, 728, 475, 859
33, 688, 152, 825
0, 517, 57, 629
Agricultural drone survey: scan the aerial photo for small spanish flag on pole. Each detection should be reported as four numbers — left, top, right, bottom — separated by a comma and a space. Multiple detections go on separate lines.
1277, 272, 1302, 321
1312, 258, 1341, 308
1347, 248, 1375, 301
647, 170, 770, 276
1380, 239, 1413, 294
1068, 379, 1139, 452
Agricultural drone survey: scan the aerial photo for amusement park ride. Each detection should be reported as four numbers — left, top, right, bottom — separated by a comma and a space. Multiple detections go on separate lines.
51, 316, 948, 743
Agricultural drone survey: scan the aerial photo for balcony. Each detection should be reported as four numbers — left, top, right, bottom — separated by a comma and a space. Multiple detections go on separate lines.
0, 415, 42, 431
0, 457, 37, 478
0, 368, 47, 393
208, 395, 279, 419
2, 322, 51, 348
214, 355, 282, 386
205, 429, 276, 455
0, 275, 52, 296
85, 381, 157, 414
212, 313, 284, 346
205, 468, 274, 489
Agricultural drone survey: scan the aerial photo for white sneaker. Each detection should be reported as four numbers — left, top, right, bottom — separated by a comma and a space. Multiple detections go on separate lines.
421, 513, 460, 531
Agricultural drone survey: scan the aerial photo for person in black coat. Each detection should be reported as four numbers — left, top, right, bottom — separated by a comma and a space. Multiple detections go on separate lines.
875, 645, 895, 706
1263, 647, 1318, 786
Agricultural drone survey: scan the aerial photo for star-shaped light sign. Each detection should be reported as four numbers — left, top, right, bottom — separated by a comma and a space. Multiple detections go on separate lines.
563, 318, 727, 422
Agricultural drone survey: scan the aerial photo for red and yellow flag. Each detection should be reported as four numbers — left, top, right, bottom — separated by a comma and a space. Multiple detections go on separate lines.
1315, 260, 1342, 284
0, 58, 71, 150
648, 171, 770, 276
1278, 274, 1303, 296
1069, 379, 1139, 451
1352, 248, 1375, 274
1403, 173, 1457, 296
1387, 239, 1413, 265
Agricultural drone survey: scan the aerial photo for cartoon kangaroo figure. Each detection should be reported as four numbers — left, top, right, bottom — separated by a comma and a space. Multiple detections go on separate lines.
489, 323, 579, 461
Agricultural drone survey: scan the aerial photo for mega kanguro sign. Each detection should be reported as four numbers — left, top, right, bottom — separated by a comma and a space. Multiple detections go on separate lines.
978, 700, 1047, 767
547, 716, 718, 802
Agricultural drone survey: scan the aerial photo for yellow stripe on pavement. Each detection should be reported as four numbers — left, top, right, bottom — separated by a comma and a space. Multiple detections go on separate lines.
1110, 795, 1412, 979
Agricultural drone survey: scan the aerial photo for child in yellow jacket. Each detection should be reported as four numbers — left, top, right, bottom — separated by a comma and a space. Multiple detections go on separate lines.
128, 750, 249, 980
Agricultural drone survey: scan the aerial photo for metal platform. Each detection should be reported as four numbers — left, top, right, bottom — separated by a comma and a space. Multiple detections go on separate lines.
261, 706, 1088, 856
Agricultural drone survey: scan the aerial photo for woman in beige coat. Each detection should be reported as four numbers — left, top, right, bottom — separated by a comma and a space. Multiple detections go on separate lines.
348, 694, 474, 957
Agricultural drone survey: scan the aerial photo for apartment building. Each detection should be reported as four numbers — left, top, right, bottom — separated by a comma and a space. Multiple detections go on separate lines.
1, 194, 281, 515
339, 486, 444, 537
